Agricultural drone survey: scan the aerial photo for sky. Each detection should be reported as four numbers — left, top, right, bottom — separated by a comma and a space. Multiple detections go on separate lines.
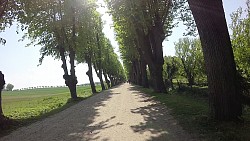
0, 0, 248, 89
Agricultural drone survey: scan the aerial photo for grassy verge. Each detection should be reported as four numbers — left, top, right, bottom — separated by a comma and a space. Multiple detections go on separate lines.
0, 85, 101, 136
139, 87, 250, 141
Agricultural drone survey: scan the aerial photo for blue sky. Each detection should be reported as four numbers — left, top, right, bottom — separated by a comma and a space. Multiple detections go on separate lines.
0, 0, 247, 89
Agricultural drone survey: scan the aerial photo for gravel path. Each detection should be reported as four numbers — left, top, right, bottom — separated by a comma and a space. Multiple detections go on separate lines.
0, 83, 197, 141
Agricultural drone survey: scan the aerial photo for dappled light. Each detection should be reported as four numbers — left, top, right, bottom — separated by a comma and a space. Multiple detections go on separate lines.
0, 84, 196, 141
0, 0, 250, 140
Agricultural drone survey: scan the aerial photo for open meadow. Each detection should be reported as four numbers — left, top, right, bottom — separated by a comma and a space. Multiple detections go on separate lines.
2, 85, 101, 122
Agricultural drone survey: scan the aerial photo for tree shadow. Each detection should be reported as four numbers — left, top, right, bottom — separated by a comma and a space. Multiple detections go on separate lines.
0, 88, 122, 141
128, 85, 196, 141
1, 84, 196, 141
0, 97, 89, 137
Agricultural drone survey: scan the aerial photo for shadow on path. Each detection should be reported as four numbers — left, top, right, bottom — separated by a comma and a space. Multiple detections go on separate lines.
0, 87, 121, 141
1, 83, 196, 141
128, 85, 196, 141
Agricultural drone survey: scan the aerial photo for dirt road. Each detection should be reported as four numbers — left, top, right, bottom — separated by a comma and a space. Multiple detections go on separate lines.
0, 83, 197, 141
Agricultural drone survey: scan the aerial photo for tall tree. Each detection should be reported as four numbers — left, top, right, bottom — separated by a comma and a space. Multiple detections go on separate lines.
102, 38, 113, 88
187, 0, 242, 120
175, 38, 205, 87
6, 83, 14, 91
93, 32, 106, 90
106, 0, 175, 92
92, 17, 106, 91
17, 0, 97, 99
76, 4, 98, 94
106, 4, 147, 87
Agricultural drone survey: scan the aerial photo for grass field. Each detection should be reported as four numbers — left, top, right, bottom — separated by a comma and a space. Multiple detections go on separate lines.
2, 85, 101, 125
139, 87, 250, 141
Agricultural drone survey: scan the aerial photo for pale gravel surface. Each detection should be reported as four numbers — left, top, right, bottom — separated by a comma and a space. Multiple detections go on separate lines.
0, 83, 198, 141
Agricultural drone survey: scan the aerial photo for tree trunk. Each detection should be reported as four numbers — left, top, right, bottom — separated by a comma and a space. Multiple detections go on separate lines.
170, 78, 174, 90
67, 76, 77, 99
140, 58, 149, 88
95, 33, 106, 90
57, 45, 77, 99
103, 70, 111, 88
149, 20, 167, 92
148, 65, 166, 93
135, 28, 166, 93
187, 0, 242, 120
132, 60, 142, 85
134, 39, 149, 88
135, 60, 142, 86
0, 71, 5, 119
68, 5, 78, 99
108, 75, 114, 87
0, 86, 3, 119
147, 29, 166, 93
68, 51, 78, 99
181, 58, 194, 88
54, 2, 75, 98
98, 71, 106, 91
130, 62, 136, 84
86, 57, 96, 94
0, 90, 3, 119
93, 65, 106, 91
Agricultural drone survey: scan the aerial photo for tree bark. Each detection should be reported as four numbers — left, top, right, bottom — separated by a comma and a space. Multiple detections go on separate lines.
68, 50, 77, 99
108, 75, 114, 87
148, 20, 167, 93
57, 45, 77, 99
140, 58, 149, 88
132, 60, 142, 85
187, 0, 242, 120
135, 28, 166, 93
86, 57, 96, 94
0, 71, 5, 119
103, 70, 111, 88
93, 64, 106, 91
98, 70, 106, 90
135, 60, 142, 86
134, 40, 149, 88
130, 62, 136, 84
170, 78, 174, 90
0, 90, 3, 118
95, 33, 106, 90
65, 4, 78, 99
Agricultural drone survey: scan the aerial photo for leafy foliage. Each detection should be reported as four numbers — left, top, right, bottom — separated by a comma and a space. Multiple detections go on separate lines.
163, 56, 181, 89
174, 37, 206, 86
230, 1, 250, 81
0, 0, 22, 45
5, 83, 14, 91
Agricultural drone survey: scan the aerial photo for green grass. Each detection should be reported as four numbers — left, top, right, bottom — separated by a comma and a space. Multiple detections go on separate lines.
139, 87, 250, 141
1, 85, 101, 135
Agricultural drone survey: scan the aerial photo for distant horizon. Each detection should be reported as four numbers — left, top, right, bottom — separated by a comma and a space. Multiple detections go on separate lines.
3, 82, 103, 91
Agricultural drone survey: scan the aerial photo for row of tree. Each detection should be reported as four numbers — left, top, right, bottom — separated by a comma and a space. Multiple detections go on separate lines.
1, 0, 126, 96
0, 0, 126, 119
106, 0, 176, 93
106, 0, 249, 121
